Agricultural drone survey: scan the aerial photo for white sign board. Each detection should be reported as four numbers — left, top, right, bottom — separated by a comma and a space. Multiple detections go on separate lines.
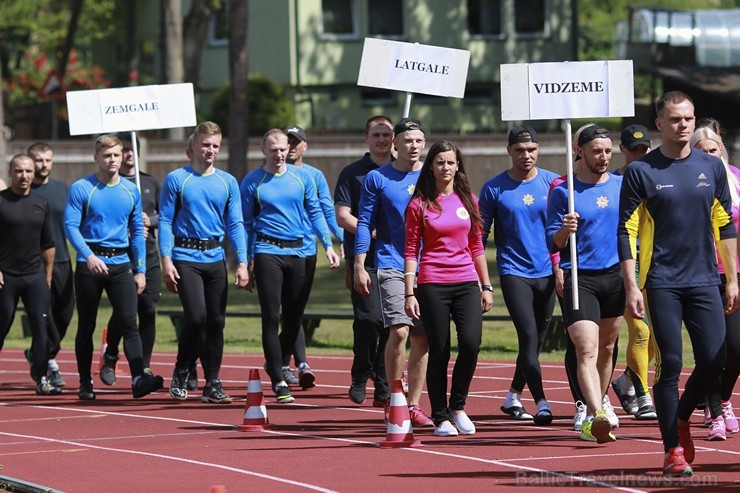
66, 83, 197, 135
358, 38, 470, 98
500, 60, 634, 121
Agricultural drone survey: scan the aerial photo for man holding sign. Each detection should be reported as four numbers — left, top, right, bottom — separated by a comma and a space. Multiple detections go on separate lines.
546, 126, 624, 444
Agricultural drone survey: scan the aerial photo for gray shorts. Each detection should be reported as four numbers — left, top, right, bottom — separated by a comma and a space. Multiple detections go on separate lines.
377, 268, 425, 335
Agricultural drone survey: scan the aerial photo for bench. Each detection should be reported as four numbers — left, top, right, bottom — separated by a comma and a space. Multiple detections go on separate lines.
158, 308, 568, 352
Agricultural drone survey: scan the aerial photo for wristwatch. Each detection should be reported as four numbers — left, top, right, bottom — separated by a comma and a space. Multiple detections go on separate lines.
482, 284, 493, 292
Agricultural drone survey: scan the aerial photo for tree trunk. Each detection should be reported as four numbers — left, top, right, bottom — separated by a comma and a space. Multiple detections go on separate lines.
162, 0, 185, 140
183, 0, 220, 94
57, 0, 84, 77
227, 0, 249, 182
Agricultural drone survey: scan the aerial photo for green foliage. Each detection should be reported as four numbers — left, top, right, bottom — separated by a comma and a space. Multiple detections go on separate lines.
3, 47, 109, 105
210, 74, 296, 137
0, 0, 116, 54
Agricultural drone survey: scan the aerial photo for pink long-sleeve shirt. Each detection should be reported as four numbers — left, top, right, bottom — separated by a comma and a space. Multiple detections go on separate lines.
404, 193, 484, 284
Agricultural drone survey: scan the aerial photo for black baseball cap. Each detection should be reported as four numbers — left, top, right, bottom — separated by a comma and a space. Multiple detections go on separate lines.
285, 125, 307, 142
508, 125, 539, 146
578, 125, 611, 147
393, 117, 425, 136
620, 124, 651, 150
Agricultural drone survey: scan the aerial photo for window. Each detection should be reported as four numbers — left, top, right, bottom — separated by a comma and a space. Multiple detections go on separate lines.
514, 0, 548, 37
368, 0, 405, 38
468, 0, 502, 37
321, 0, 358, 38
208, 2, 229, 46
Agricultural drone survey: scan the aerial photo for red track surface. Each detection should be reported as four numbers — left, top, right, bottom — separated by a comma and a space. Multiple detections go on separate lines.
1, 349, 739, 492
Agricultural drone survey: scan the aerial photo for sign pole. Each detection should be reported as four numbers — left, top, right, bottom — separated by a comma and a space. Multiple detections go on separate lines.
564, 118, 579, 310
130, 130, 141, 192
403, 92, 413, 118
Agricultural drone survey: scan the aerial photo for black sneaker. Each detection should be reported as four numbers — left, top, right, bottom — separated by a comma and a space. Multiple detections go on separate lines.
187, 365, 198, 391
169, 368, 189, 400
297, 363, 316, 389
348, 381, 367, 404
281, 366, 299, 385
373, 390, 390, 408
48, 369, 66, 388
36, 376, 62, 396
274, 383, 295, 404
132, 372, 164, 398
202, 380, 233, 404
99, 352, 118, 386
79, 379, 95, 400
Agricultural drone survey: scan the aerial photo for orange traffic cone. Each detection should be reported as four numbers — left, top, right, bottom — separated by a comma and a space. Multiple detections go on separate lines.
237, 369, 271, 431
94, 327, 109, 376
378, 379, 421, 448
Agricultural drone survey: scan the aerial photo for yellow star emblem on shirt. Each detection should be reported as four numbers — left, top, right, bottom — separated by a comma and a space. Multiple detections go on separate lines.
407, 184, 415, 195
522, 194, 534, 206
596, 196, 609, 208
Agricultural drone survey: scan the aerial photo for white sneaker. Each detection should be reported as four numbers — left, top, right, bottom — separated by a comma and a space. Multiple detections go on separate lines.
574, 401, 587, 431
451, 411, 476, 435
434, 420, 458, 436
603, 394, 620, 428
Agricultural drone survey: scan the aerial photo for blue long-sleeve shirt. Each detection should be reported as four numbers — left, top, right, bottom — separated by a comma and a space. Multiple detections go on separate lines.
299, 163, 343, 257
64, 174, 146, 273
241, 164, 332, 258
355, 163, 420, 270
158, 165, 248, 264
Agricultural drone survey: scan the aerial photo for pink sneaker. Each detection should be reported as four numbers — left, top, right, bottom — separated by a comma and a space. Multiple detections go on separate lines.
707, 416, 726, 441
722, 401, 739, 433
408, 405, 434, 426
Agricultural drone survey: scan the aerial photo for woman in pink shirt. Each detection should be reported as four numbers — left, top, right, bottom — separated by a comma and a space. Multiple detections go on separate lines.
404, 141, 494, 437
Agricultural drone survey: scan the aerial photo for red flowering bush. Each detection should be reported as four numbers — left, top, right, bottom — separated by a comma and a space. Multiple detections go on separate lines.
3, 47, 110, 105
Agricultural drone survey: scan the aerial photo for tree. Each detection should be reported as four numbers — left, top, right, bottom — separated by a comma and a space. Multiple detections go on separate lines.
182, 0, 222, 94
227, 0, 249, 182
162, 0, 185, 140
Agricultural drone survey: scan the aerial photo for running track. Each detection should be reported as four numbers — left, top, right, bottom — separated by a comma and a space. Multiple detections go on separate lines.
1, 349, 739, 492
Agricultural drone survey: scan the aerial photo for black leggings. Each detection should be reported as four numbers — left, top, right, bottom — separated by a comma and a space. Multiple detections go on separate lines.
282, 254, 317, 367
107, 266, 160, 368
0, 271, 51, 381
418, 282, 482, 425
349, 263, 388, 389
648, 286, 726, 452
74, 262, 143, 382
254, 254, 306, 386
46, 261, 74, 360
706, 276, 740, 418
500, 275, 555, 403
173, 261, 227, 382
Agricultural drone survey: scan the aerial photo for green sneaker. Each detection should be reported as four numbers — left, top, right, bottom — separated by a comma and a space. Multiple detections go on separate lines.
591, 411, 617, 443
579, 419, 597, 442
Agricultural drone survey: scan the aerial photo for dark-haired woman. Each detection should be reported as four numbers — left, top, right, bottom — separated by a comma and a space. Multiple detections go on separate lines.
404, 141, 493, 436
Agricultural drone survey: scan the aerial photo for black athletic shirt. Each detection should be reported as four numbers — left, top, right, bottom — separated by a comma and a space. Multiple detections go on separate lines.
121, 171, 161, 264
0, 189, 55, 276
31, 178, 70, 263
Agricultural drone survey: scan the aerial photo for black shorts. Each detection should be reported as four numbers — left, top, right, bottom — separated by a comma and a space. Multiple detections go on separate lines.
562, 266, 625, 326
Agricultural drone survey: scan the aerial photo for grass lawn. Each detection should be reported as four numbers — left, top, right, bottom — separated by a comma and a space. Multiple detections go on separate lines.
2, 247, 696, 364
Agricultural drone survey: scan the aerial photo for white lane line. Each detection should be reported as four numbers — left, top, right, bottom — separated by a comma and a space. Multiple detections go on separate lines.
0, 430, 339, 493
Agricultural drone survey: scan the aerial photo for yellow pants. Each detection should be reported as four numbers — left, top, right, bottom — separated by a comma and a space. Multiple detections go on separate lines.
623, 295, 655, 396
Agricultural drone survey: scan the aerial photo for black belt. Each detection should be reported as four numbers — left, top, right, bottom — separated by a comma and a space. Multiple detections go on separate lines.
257, 232, 303, 249
89, 245, 129, 258
174, 236, 220, 251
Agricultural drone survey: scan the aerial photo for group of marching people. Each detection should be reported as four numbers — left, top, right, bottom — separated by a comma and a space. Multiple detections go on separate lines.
2, 89, 738, 478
